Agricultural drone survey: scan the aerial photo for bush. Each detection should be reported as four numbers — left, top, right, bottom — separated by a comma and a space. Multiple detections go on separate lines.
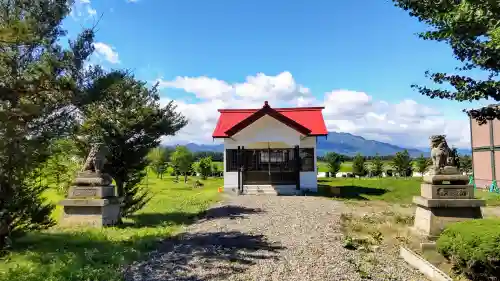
196, 156, 212, 180
437, 219, 500, 281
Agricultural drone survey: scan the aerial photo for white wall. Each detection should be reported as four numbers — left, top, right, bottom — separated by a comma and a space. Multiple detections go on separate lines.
300, 136, 317, 191
228, 115, 301, 147
222, 116, 318, 191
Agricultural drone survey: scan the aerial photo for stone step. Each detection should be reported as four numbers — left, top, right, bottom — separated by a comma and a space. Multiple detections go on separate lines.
243, 187, 275, 191
242, 185, 277, 195
242, 190, 278, 195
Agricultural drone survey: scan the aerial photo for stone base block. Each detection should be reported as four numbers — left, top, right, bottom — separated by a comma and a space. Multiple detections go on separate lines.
423, 174, 469, 185
413, 196, 485, 208
59, 199, 120, 227
74, 171, 112, 186
68, 185, 115, 199
413, 199, 484, 236
420, 184, 474, 199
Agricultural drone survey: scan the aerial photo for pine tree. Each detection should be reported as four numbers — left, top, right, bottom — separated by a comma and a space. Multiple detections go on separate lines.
392, 150, 413, 177
42, 139, 81, 194
211, 163, 220, 177
0, 0, 102, 250
77, 71, 187, 217
415, 153, 430, 177
370, 153, 384, 177
459, 155, 473, 174
171, 146, 194, 183
324, 152, 344, 177
148, 147, 170, 179
352, 153, 367, 177
197, 156, 212, 180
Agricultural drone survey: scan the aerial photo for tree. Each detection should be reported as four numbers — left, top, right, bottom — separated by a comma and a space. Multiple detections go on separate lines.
0, 0, 104, 250
148, 147, 171, 179
370, 153, 384, 177
78, 71, 187, 218
415, 153, 430, 177
460, 155, 473, 174
42, 139, 81, 194
324, 152, 344, 177
352, 153, 367, 177
392, 0, 500, 124
171, 146, 194, 183
392, 150, 413, 177
211, 163, 220, 177
197, 156, 212, 180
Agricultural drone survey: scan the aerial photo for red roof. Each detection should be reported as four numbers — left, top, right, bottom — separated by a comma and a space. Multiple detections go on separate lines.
212, 101, 328, 138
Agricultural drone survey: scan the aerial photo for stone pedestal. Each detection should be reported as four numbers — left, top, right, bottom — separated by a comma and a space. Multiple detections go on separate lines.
413, 173, 485, 237
59, 172, 121, 227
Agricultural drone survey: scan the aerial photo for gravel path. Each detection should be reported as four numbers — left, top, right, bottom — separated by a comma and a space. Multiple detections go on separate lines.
124, 195, 427, 281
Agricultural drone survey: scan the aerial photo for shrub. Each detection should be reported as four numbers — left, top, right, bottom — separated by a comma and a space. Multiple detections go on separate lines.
352, 153, 367, 177
437, 219, 500, 281
324, 152, 344, 176
196, 156, 212, 180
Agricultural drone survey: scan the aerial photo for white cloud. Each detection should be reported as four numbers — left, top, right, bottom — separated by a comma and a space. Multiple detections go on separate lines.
70, 0, 97, 20
158, 76, 233, 100
156, 71, 310, 102
93, 42, 120, 64
86, 6, 97, 16
158, 72, 471, 149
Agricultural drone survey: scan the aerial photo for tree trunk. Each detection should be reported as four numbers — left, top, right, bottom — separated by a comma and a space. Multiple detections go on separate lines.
115, 179, 124, 197
0, 211, 11, 251
113, 178, 125, 224
184, 173, 188, 183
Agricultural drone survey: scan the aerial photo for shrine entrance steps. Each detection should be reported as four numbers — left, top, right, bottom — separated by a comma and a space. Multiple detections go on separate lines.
241, 185, 298, 196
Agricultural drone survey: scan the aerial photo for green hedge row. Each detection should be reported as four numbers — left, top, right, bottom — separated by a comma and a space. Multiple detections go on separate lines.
437, 218, 500, 281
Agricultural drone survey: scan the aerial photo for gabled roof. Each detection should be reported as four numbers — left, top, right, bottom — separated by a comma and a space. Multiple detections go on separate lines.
212, 101, 328, 138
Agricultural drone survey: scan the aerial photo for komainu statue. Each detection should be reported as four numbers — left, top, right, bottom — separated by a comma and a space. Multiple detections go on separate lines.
82, 143, 108, 174
430, 135, 450, 174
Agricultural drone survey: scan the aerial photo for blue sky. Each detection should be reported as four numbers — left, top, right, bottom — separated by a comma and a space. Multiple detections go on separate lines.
63, 0, 488, 148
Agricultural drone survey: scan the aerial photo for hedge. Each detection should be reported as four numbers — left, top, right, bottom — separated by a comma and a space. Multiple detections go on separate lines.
437, 218, 500, 281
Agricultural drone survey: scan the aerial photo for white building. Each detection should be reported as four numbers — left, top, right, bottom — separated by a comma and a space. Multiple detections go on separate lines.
212, 101, 328, 195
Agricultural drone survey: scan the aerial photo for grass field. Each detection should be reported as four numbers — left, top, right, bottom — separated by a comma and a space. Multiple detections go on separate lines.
0, 174, 222, 281
317, 177, 500, 205
2, 173, 499, 281
317, 160, 421, 173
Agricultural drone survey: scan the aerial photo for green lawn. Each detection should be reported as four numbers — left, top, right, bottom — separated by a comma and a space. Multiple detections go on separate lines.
0, 174, 222, 281
3, 174, 499, 281
317, 160, 398, 173
318, 177, 500, 205
476, 189, 500, 206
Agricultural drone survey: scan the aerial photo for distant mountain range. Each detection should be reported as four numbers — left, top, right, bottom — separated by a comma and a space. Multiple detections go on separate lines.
165, 132, 471, 157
